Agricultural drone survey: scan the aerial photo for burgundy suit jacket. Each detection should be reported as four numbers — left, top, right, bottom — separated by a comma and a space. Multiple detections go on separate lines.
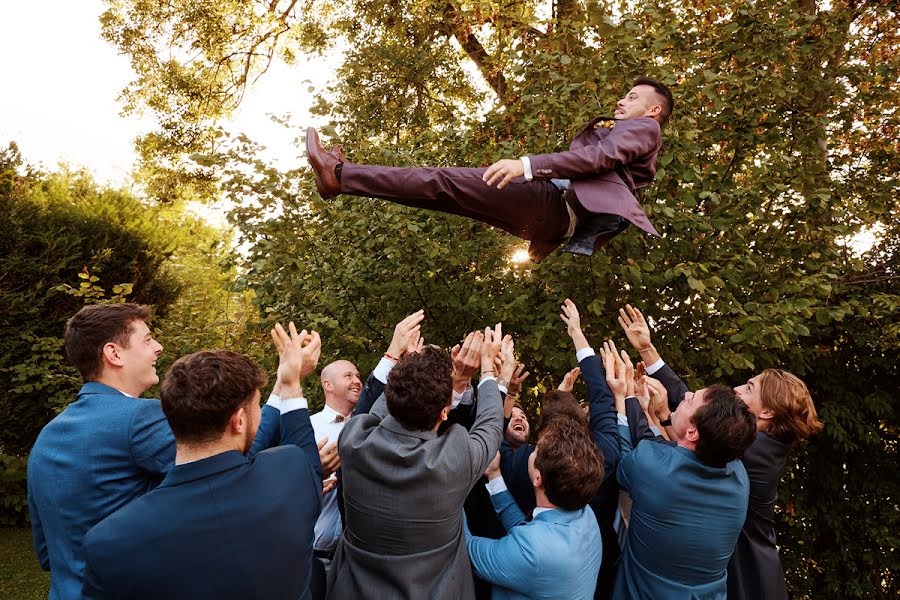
527, 115, 662, 239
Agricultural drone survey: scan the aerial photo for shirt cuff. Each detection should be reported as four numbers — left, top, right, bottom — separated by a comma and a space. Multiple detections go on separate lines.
452, 384, 474, 409
520, 156, 533, 181
576, 347, 596, 363
617, 413, 629, 427
372, 356, 396, 384
266, 393, 282, 411
280, 396, 309, 414
485, 476, 508, 496
478, 376, 497, 387
645, 358, 666, 375
649, 425, 662, 436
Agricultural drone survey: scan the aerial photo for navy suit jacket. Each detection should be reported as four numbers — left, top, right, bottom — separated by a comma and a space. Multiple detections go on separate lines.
82, 407, 322, 599
500, 352, 620, 597
27, 382, 282, 600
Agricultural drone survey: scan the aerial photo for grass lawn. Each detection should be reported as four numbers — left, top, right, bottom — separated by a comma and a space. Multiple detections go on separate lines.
0, 528, 50, 600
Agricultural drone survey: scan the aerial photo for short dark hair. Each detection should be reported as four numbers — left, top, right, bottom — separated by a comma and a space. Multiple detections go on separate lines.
693, 385, 757, 467
535, 418, 604, 510
385, 346, 453, 431
161, 350, 267, 444
633, 76, 674, 125
539, 390, 587, 428
64, 303, 151, 381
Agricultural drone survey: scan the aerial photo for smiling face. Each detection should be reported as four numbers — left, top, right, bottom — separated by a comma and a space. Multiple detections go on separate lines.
321, 360, 361, 414
614, 85, 663, 121
115, 320, 164, 395
505, 406, 531, 447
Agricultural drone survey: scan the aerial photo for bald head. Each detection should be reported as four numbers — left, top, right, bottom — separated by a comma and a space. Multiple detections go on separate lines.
320, 360, 362, 415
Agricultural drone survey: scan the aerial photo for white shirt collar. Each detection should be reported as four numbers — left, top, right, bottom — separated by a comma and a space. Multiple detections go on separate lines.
532, 506, 555, 519
321, 403, 350, 423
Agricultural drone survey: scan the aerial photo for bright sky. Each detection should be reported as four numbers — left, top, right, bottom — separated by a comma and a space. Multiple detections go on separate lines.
0, 0, 336, 186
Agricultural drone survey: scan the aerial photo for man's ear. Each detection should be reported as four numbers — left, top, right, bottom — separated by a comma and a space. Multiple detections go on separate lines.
322, 380, 334, 394
645, 103, 662, 119
102, 342, 124, 367
440, 405, 451, 422
532, 468, 543, 490
685, 424, 700, 443
229, 406, 247, 435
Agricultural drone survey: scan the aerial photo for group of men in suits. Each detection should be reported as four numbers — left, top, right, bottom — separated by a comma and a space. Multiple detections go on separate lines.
27, 293, 821, 599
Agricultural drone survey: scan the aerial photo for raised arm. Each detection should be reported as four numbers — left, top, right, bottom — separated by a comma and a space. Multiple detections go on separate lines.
618, 304, 688, 409
560, 299, 620, 480
354, 310, 425, 416
465, 324, 505, 486
268, 323, 324, 480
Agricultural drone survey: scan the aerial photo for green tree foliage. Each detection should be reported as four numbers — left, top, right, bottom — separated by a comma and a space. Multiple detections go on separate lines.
103, 0, 898, 596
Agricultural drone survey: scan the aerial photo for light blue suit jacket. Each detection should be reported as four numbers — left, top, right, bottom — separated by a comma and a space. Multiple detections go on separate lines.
465, 489, 602, 600
27, 382, 280, 600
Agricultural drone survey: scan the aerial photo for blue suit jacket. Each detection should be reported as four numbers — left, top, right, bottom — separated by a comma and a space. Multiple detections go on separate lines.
466, 490, 602, 599
26, 382, 281, 600
499, 353, 621, 595
614, 406, 749, 600
82, 407, 322, 599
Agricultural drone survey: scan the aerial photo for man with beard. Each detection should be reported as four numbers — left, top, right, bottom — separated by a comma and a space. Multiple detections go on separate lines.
505, 406, 531, 450
82, 323, 324, 599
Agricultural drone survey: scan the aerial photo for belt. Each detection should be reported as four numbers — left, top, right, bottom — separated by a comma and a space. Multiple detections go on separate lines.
314, 548, 335, 561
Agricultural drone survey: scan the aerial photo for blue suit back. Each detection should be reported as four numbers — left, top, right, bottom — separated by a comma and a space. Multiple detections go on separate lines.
27, 383, 175, 600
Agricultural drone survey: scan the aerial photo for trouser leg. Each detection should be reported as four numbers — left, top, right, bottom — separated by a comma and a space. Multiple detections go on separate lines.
339, 164, 570, 242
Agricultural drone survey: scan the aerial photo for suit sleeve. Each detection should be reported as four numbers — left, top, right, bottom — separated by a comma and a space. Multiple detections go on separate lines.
490, 489, 529, 532
128, 399, 176, 477
81, 535, 105, 599
27, 478, 49, 570
500, 441, 536, 512
651, 363, 689, 411
579, 354, 621, 481
465, 521, 537, 594
527, 118, 660, 180
353, 371, 387, 416
248, 404, 281, 459
616, 432, 641, 494
625, 396, 665, 447
466, 381, 504, 487
280, 407, 324, 482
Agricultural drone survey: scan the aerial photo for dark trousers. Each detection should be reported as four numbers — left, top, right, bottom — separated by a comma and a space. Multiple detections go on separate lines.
340, 164, 571, 243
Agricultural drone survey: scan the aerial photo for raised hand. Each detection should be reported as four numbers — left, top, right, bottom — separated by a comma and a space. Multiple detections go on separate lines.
271, 322, 311, 395
406, 328, 425, 355
386, 310, 425, 360
484, 451, 502, 480
560, 298, 590, 351
646, 377, 671, 423
299, 330, 322, 381
497, 334, 517, 384
451, 331, 483, 393
558, 367, 581, 393
507, 363, 530, 398
481, 323, 503, 376
618, 305, 652, 352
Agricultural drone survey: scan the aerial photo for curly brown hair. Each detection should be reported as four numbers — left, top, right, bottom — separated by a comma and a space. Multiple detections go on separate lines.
385, 346, 453, 431
539, 390, 587, 429
535, 417, 604, 510
161, 350, 267, 444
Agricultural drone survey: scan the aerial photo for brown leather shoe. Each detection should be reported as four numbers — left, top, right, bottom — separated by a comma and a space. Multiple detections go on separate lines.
306, 127, 342, 198
329, 144, 346, 162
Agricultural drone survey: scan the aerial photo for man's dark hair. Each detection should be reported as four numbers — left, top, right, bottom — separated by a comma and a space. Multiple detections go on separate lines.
693, 385, 757, 468
633, 76, 674, 125
161, 350, 267, 444
539, 390, 587, 428
64, 303, 151, 381
535, 417, 604, 510
385, 347, 453, 431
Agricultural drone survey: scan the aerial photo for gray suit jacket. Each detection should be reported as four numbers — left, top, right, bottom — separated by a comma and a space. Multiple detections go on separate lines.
328, 381, 503, 599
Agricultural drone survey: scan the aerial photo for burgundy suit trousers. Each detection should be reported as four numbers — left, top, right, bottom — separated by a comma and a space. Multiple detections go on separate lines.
340, 164, 570, 243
